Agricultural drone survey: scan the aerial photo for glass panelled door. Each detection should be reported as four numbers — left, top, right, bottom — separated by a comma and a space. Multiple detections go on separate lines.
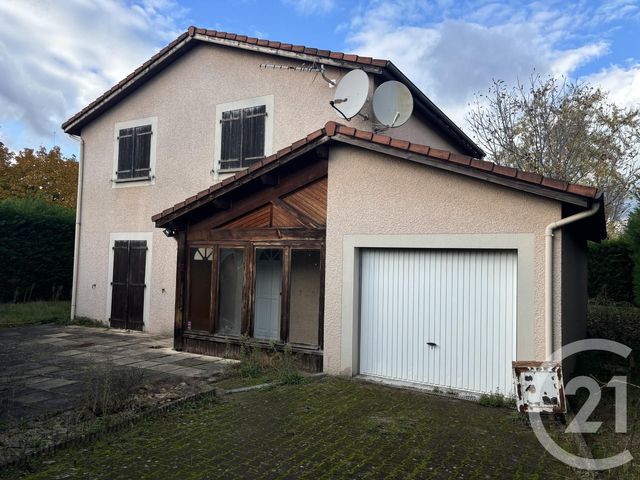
253, 248, 282, 341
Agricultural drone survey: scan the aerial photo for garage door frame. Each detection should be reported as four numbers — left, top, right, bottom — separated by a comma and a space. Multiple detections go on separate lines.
339, 234, 536, 378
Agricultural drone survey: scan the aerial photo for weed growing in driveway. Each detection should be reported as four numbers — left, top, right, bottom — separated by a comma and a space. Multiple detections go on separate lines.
236, 336, 306, 385
81, 363, 145, 416
478, 391, 516, 409
238, 335, 263, 378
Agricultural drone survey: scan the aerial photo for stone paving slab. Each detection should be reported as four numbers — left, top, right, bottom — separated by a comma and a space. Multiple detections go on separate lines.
0, 324, 238, 421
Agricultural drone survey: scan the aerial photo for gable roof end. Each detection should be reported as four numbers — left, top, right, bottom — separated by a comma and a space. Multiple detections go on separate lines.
152, 122, 604, 242
61, 26, 482, 157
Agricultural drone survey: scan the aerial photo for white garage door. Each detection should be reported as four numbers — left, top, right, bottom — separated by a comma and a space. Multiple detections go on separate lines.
359, 249, 517, 395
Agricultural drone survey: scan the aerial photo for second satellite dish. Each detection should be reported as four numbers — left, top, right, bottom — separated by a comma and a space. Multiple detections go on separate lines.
372, 80, 413, 128
331, 69, 369, 120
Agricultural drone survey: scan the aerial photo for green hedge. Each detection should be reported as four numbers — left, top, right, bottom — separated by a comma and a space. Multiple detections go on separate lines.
588, 239, 634, 303
588, 303, 640, 351
0, 197, 75, 302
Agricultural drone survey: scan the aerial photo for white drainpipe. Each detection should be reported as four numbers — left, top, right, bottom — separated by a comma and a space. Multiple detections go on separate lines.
544, 200, 601, 359
70, 135, 85, 320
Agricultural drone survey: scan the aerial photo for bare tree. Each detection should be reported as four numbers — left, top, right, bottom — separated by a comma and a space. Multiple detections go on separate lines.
467, 75, 640, 234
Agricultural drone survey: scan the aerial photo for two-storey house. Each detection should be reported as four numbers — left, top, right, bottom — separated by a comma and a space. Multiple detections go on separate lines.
63, 27, 605, 396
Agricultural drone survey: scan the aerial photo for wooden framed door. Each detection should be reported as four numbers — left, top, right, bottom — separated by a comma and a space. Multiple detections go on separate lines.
110, 240, 147, 331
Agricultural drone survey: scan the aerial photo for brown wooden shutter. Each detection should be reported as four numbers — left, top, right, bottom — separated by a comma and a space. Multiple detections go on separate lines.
133, 125, 152, 178
110, 240, 147, 331
110, 240, 130, 328
220, 109, 242, 170
126, 240, 147, 330
242, 105, 266, 166
117, 128, 134, 180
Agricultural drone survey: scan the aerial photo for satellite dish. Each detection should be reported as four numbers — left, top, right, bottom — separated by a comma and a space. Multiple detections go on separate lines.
330, 69, 369, 121
372, 80, 413, 128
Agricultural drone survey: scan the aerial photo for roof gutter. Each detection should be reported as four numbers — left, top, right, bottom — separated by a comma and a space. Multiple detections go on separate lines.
384, 62, 485, 158
544, 197, 602, 359
70, 135, 85, 320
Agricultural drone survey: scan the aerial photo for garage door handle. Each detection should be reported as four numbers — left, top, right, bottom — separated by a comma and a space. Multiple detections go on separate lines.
426, 342, 437, 347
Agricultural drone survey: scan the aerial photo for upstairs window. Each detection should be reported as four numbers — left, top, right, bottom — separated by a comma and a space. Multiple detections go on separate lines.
116, 124, 152, 181
220, 105, 267, 171
112, 117, 157, 187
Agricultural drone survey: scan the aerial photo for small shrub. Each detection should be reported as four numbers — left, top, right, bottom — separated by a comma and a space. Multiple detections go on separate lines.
478, 391, 516, 409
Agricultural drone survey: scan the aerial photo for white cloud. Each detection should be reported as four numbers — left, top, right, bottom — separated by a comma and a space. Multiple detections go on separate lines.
584, 63, 640, 109
283, 0, 335, 15
0, 0, 187, 152
344, 0, 634, 129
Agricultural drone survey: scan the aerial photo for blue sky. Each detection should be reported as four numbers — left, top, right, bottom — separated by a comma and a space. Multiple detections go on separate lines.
1, 0, 639, 158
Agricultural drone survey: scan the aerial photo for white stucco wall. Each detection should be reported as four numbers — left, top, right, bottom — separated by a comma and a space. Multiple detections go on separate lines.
323, 145, 565, 375
75, 42, 462, 334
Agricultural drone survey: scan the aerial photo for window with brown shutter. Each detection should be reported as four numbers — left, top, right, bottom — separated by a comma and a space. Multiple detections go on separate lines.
116, 124, 152, 181
220, 105, 266, 171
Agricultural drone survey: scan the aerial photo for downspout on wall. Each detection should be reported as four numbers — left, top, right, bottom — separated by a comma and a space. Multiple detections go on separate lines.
544, 200, 601, 359
70, 135, 85, 320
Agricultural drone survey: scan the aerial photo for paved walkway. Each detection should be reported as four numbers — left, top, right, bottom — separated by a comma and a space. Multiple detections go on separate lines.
0, 324, 235, 421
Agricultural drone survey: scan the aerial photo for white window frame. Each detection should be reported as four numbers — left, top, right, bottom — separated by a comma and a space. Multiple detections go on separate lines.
112, 117, 158, 188
106, 232, 153, 329
213, 95, 274, 181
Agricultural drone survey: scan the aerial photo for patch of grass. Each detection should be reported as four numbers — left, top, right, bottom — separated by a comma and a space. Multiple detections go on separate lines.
0, 378, 578, 479
0, 301, 108, 329
478, 391, 516, 409
0, 301, 70, 327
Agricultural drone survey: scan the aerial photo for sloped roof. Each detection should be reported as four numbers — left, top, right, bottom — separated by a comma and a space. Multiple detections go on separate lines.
152, 122, 604, 240
61, 26, 483, 157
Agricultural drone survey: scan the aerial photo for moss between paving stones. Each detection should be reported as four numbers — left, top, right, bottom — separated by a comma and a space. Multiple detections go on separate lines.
2, 377, 581, 480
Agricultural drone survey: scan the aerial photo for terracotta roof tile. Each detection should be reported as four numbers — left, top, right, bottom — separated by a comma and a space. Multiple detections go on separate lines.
276, 146, 292, 158
429, 148, 451, 160
306, 128, 324, 142
372, 133, 392, 145
470, 158, 494, 172
153, 122, 600, 225
493, 165, 518, 178
336, 125, 356, 136
517, 171, 543, 184
448, 153, 472, 166
567, 183, 598, 197
355, 129, 373, 141
291, 138, 308, 150
390, 138, 410, 150
408, 143, 430, 156
541, 177, 569, 191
